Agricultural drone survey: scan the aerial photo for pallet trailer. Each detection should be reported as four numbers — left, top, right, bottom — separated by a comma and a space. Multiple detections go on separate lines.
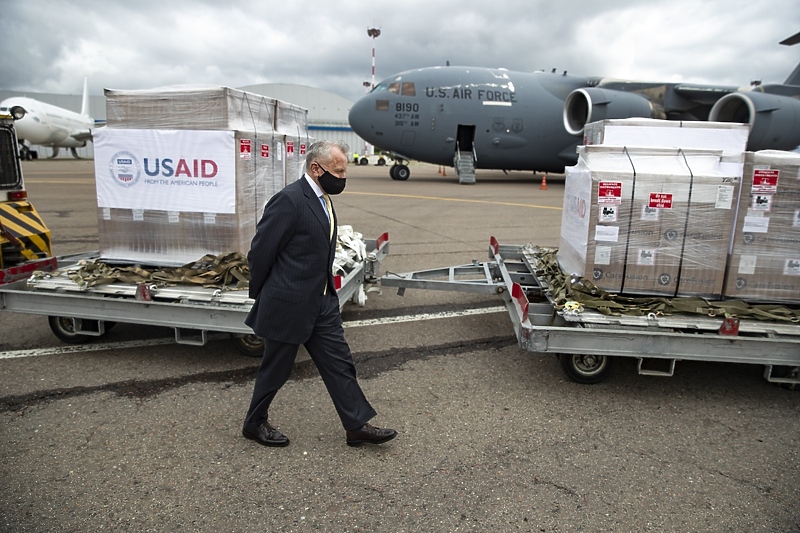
380, 237, 800, 386
0, 234, 389, 356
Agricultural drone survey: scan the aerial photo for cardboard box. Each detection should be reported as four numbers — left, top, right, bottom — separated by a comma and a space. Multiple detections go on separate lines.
559, 146, 739, 298
723, 150, 800, 303
582, 118, 750, 178
104, 86, 278, 132
94, 86, 310, 265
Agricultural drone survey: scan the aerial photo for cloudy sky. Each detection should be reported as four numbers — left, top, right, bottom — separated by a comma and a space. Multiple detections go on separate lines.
2, 0, 798, 103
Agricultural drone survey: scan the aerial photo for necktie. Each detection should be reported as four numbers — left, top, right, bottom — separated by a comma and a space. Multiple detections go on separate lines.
322, 194, 334, 242
321, 194, 334, 295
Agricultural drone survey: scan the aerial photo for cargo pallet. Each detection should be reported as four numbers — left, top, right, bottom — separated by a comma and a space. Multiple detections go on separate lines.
0, 234, 389, 356
381, 237, 800, 385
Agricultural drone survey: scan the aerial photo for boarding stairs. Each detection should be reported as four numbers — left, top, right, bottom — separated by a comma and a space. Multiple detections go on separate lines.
454, 145, 476, 184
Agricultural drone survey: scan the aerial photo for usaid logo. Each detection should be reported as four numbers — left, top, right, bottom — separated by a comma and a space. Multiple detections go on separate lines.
109, 151, 141, 188
658, 273, 671, 286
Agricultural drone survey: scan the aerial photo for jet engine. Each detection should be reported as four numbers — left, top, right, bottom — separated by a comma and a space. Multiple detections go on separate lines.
709, 91, 800, 151
563, 88, 655, 136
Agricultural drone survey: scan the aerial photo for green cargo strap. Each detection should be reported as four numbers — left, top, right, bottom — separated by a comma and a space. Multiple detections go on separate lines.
529, 246, 800, 323
36, 252, 250, 290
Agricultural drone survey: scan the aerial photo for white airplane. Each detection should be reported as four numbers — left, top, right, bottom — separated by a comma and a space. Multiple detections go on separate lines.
0, 78, 95, 159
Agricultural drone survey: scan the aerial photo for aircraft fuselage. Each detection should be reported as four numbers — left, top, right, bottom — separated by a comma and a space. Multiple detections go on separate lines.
349, 66, 592, 173
0, 96, 93, 148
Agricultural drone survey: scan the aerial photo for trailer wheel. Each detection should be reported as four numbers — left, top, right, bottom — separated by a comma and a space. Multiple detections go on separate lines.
559, 353, 614, 384
48, 316, 91, 344
230, 333, 264, 357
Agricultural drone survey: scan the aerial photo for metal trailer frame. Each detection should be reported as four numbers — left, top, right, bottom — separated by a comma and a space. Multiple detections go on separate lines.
0, 234, 389, 353
380, 237, 800, 386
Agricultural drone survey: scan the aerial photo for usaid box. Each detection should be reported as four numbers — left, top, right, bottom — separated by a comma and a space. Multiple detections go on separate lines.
94, 86, 310, 265
94, 129, 289, 265
104, 86, 277, 131
558, 146, 738, 298
723, 150, 800, 303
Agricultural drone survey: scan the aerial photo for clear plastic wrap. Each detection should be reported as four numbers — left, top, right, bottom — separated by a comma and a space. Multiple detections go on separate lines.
558, 146, 739, 299
723, 150, 800, 303
95, 86, 310, 266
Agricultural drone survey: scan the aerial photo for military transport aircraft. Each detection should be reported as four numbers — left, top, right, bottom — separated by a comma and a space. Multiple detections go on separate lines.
348, 33, 800, 183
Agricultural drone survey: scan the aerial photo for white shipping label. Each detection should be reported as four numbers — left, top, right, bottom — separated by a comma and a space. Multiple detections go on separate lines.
743, 215, 770, 233
738, 255, 757, 275
794, 209, 800, 228
598, 205, 618, 223
637, 249, 656, 266
168, 211, 180, 223
641, 205, 659, 221
594, 225, 620, 242
203, 213, 216, 224
715, 185, 734, 209
132, 209, 144, 222
785, 258, 800, 276
102, 207, 111, 220
751, 194, 772, 212
594, 245, 611, 265
94, 129, 237, 214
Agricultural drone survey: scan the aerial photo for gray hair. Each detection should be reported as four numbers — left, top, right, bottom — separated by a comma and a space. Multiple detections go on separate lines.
305, 140, 350, 170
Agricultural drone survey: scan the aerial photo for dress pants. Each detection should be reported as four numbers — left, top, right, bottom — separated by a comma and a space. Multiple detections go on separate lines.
244, 291, 377, 431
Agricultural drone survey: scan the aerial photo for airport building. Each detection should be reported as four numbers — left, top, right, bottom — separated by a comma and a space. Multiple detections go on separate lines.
0, 83, 366, 160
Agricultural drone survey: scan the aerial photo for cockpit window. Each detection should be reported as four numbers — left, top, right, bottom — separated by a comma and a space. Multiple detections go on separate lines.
387, 82, 400, 94
401, 82, 416, 96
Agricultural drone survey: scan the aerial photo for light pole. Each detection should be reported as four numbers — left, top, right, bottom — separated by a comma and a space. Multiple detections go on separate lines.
367, 28, 381, 91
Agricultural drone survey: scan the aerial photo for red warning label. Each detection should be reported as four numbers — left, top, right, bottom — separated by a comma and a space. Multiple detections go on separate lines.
751, 169, 779, 194
649, 192, 673, 209
598, 182, 622, 204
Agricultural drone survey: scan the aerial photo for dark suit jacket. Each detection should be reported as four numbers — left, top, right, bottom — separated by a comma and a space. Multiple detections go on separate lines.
245, 176, 337, 344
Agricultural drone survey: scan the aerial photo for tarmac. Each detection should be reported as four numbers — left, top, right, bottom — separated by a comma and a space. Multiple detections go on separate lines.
0, 159, 798, 532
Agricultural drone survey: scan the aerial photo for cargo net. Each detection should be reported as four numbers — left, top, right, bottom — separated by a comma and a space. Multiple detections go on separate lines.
528, 245, 800, 323
32, 226, 369, 291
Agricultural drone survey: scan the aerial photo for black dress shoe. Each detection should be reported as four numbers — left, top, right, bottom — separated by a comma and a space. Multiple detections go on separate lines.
346, 423, 397, 447
242, 420, 289, 447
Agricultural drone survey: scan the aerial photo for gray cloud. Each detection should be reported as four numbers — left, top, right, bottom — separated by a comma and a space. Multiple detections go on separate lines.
1, 0, 797, 102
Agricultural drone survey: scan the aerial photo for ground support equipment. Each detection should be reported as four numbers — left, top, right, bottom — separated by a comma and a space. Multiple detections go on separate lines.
380, 238, 800, 385
0, 234, 388, 356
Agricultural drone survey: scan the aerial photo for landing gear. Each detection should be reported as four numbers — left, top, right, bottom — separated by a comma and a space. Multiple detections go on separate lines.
18, 144, 37, 160
389, 164, 410, 181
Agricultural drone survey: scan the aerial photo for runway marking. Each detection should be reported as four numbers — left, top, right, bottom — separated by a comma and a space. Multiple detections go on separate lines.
343, 305, 505, 328
0, 306, 506, 359
344, 191, 562, 211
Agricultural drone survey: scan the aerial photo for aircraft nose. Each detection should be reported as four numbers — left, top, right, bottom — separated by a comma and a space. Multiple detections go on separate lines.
348, 96, 374, 139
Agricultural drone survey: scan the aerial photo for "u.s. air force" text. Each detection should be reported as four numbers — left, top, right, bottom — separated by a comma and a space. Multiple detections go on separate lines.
425, 87, 517, 102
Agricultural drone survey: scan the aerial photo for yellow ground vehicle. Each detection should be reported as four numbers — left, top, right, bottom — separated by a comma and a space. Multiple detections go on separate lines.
0, 107, 55, 283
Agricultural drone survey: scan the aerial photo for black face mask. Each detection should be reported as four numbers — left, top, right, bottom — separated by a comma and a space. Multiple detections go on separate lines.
316, 164, 346, 195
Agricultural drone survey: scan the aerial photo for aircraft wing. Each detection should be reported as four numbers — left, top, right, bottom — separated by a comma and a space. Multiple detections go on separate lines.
592, 78, 739, 120
565, 76, 800, 150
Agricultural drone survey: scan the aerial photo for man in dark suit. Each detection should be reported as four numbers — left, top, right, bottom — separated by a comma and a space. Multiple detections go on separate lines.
242, 140, 397, 448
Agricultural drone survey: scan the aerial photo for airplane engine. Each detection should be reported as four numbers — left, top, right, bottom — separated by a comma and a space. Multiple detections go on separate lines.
709, 92, 800, 151
563, 88, 655, 136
